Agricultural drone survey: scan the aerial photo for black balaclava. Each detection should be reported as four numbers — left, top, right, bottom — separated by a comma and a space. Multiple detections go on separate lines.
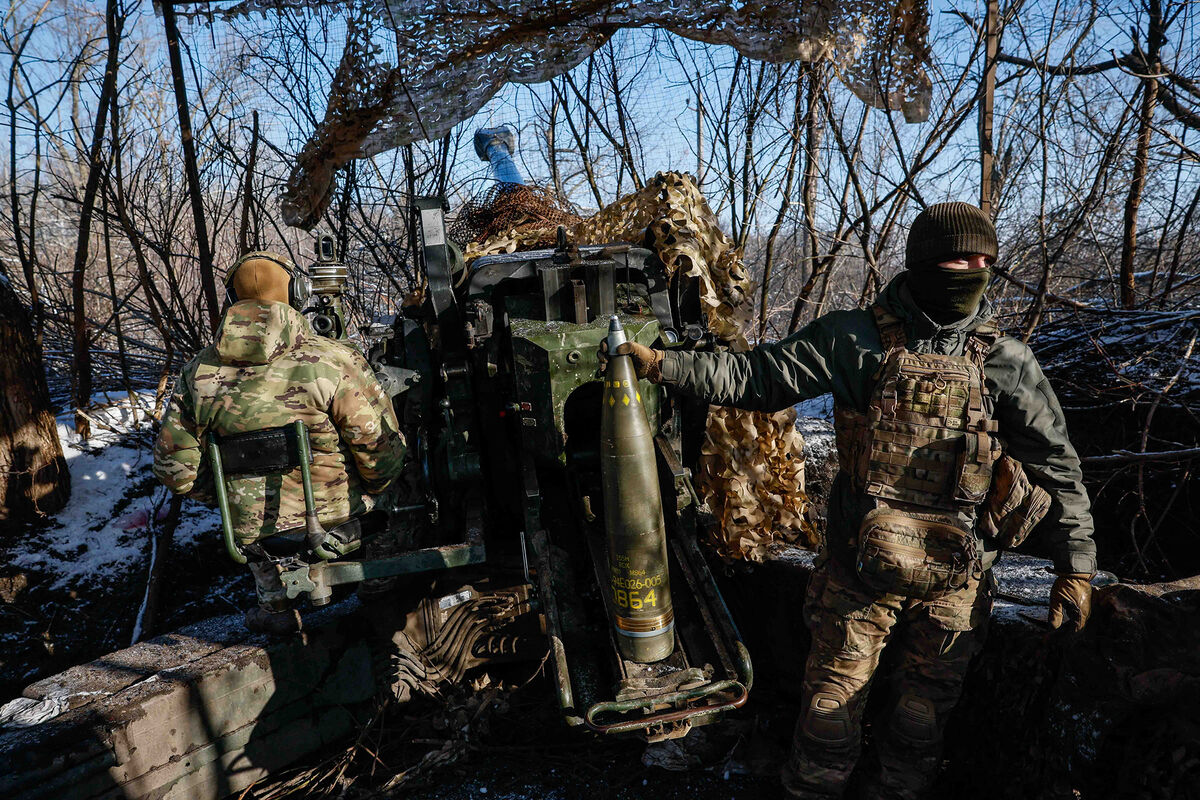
905, 202, 998, 324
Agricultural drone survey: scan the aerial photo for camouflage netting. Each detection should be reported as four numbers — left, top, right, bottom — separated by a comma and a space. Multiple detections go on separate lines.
699, 407, 820, 561
465, 172, 754, 345
450, 184, 584, 252
178, 0, 933, 229
461, 172, 819, 561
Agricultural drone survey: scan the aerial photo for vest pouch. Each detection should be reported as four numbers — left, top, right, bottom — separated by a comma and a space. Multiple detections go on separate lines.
977, 454, 1052, 549
855, 507, 975, 600
952, 430, 998, 506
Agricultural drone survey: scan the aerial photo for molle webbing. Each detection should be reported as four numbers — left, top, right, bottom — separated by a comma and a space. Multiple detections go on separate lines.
835, 306, 999, 510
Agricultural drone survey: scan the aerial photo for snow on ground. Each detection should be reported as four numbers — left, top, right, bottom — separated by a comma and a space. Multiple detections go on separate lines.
991, 554, 1054, 624
10, 392, 220, 591
794, 394, 835, 467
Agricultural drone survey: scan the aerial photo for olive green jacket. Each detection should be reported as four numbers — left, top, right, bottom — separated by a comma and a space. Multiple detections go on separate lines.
661, 274, 1097, 575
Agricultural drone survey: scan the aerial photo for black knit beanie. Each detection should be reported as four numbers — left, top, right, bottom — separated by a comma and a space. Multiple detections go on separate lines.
905, 202, 998, 270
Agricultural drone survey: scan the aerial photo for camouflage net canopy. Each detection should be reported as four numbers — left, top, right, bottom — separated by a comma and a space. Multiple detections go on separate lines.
178, 0, 932, 229
461, 172, 819, 560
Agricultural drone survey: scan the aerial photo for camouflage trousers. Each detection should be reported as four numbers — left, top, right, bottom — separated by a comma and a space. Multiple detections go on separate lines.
248, 560, 289, 612
783, 554, 992, 800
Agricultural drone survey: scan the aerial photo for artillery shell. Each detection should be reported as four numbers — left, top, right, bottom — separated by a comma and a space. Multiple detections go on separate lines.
599, 316, 674, 663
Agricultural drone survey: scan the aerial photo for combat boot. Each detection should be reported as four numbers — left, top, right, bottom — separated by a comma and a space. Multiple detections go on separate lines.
247, 559, 290, 612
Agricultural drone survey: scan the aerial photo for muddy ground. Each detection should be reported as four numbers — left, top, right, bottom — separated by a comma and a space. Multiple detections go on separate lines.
243, 660, 1022, 800
346, 682, 788, 800
244, 661, 835, 800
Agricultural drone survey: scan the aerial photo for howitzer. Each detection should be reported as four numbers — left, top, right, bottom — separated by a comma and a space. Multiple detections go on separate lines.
368, 200, 752, 740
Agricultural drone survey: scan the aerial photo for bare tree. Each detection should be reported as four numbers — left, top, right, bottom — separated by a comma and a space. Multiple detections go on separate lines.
0, 272, 70, 521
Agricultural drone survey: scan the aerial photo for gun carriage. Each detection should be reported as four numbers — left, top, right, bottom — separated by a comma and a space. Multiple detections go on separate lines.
207, 199, 753, 741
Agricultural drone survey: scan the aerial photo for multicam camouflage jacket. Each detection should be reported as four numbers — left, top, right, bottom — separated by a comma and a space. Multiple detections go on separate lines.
660, 274, 1097, 576
153, 300, 406, 544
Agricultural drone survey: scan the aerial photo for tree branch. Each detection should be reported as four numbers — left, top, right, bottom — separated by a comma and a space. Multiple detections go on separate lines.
995, 51, 1138, 76
1082, 447, 1200, 466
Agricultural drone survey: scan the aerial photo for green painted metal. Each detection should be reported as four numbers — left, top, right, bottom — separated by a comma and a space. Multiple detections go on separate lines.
599, 315, 674, 663
293, 420, 336, 561
280, 565, 319, 601
509, 314, 662, 466
206, 433, 246, 565
319, 541, 487, 585
528, 529, 578, 723
277, 535, 486, 601
310, 293, 349, 340
208, 421, 338, 565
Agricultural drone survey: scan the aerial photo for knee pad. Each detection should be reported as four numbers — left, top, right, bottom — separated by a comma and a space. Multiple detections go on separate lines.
801, 690, 852, 748
889, 693, 936, 747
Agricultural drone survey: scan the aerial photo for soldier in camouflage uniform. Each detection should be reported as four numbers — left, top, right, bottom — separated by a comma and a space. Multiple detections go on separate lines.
614, 204, 1097, 798
153, 252, 406, 623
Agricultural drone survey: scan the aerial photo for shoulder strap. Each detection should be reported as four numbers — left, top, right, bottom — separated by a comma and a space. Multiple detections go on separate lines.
870, 304, 907, 353
965, 322, 999, 372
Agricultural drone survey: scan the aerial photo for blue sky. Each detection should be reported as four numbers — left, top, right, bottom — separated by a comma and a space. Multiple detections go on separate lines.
9, 0, 1195, 235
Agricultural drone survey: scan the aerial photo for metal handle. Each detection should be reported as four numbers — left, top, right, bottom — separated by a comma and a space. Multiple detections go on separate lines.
294, 420, 336, 560
583, 679, 748, 734
207, 433, 246, 565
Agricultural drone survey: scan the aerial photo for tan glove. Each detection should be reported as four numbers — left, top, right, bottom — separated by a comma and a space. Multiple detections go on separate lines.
598, 340, 666, 383
1048, 573, 1094, 632
618, 342, 665, 383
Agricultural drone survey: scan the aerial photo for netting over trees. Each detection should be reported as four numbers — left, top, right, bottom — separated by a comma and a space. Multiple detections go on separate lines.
173, 0, 933, 228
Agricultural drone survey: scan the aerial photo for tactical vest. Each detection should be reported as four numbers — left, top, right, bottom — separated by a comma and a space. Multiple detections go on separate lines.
833, 305, 1001, 599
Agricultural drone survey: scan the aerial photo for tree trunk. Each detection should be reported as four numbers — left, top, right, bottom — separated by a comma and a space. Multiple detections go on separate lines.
0, 275, 70, 521
236, 110, 261, 255
70, 0, 124, 439
1120, 79, 1158, 309
979, 0, 999, 214
161, 0, 220, 332
757, 71, 805, 341
788, 64, 825, 334
1119, 0, 1164, 309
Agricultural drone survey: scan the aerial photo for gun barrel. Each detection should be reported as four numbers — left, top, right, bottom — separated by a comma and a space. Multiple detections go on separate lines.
599, 316, 674, 663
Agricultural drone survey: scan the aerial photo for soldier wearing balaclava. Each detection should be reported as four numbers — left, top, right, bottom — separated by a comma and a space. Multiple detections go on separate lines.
604, 202, 1096, 799
904, 201, 998, 322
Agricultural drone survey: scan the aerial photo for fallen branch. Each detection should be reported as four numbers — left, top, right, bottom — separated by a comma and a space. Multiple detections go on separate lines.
73, 407, 130, 438
990, 265, 1096, 310
1082, 447, 1200, 466
1124, 574, 1200, 597
131, 491, 183, 644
